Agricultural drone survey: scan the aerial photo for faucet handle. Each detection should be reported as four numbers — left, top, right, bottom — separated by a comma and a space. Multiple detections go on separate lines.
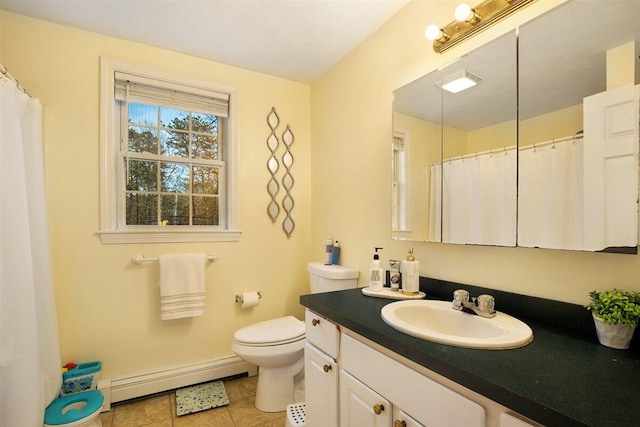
476, 294, 495, 313
453, 289, 469, 308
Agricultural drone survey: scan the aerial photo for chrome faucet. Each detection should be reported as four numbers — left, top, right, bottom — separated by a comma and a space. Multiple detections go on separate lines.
452, 289, 496, 318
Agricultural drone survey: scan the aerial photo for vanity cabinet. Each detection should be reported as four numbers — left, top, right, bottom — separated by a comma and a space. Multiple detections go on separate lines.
305, 308, 538, 427
341, 333, 482, 426
304, 309, 340, 427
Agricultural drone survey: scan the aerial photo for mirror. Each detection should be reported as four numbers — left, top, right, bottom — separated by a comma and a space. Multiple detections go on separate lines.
518, 0, 639, 252
391, 31, 517, 245
392, 68, 443, 241
392, 0, 640, 252
441, 31, 517, 246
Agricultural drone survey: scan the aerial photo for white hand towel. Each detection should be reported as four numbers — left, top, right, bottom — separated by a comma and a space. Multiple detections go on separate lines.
158, 253, 206, 320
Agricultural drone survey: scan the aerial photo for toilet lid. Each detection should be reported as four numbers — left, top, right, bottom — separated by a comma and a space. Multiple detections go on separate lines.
234, 316, 305, 345
44, 389, 104, 425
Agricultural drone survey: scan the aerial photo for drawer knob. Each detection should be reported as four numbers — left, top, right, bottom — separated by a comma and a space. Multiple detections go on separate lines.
373, 404, 385, 415
323, 364, 332, 373
394, 421, 407, 427
312, 318, 320, 326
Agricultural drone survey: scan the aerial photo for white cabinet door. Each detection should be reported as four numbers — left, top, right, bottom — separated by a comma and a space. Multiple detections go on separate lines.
340, 370, 392, 427
305, 343, 339, 427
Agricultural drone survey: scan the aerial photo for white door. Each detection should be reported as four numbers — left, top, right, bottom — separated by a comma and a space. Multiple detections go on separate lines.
304, 343, 338, 427
583, 84, 639, 251
340, 370, 392, 427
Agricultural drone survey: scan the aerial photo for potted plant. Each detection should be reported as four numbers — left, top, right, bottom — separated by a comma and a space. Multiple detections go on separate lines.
586, 289, 640, 349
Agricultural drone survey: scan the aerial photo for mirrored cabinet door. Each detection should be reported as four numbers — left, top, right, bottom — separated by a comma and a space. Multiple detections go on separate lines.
441, 30, 517, 246
518, 0, 639, 253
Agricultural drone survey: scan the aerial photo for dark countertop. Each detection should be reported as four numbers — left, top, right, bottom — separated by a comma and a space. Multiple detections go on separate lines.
300, 286, 640, 427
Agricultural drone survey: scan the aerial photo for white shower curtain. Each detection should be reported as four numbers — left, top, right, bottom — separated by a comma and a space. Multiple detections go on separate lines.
0, 74, 61, 425
440, 149, 517, 246
518, 138, 584, 250
428, 163, 442, 242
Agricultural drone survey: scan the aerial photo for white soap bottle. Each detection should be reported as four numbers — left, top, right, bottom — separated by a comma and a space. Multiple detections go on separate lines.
369, 247, 384, 291
402, 248, 419, 295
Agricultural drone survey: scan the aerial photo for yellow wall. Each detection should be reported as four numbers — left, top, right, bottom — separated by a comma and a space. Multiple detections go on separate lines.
311, 0, 640, 305
0, 11, 312, 379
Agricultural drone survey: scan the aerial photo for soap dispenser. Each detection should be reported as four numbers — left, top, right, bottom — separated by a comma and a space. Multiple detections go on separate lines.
402, 248, 419, 295
368, 247, 384, 291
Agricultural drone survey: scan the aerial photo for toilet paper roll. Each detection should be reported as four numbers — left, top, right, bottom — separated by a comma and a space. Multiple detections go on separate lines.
241, 291, 260, 309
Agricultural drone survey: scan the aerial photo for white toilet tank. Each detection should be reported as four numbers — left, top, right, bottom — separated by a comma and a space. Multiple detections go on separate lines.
308, 262, 359, 293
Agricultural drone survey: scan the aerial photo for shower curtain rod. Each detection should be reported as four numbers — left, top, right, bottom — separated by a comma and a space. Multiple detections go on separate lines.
0, 63, 31, 97
439, 132, 584, 164
445, 144, 517, 163
519, 133, 583, 151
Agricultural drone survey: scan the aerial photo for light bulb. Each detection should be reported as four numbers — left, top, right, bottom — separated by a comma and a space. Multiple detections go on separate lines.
425, 24, 442, 41
455, 3, 474, 22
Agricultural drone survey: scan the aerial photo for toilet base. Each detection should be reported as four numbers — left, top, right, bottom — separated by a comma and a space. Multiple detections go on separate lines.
255, 359, 304, 412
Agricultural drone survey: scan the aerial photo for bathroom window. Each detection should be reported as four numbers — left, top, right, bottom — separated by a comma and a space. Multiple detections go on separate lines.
392, 131, 408, 231
99, 58, 240, 243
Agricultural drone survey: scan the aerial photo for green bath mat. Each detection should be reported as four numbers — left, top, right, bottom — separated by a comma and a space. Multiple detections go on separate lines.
175, 380, 229, 416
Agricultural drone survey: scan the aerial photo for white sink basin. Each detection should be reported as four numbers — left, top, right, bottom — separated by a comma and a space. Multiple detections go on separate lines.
381, 300, 533, 349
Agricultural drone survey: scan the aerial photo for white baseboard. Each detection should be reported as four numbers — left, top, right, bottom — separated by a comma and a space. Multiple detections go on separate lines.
104, 354, 257, 405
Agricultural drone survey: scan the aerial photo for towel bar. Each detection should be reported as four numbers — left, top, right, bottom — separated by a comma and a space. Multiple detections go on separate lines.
131, 253, 218, 265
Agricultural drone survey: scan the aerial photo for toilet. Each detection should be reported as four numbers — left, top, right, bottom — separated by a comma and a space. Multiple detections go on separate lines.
232, 262, 359, 412
44, 389, 104, 427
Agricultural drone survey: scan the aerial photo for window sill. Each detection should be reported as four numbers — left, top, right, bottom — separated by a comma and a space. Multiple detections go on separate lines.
98, 229, 242, 244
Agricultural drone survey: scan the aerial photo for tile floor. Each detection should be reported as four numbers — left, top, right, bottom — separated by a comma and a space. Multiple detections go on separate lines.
99, 375, 287, 427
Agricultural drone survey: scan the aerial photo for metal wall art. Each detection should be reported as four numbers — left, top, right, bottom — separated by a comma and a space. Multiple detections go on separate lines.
266, 107, 280, 223
265, 107, 295, 238
281, 126, 295, 238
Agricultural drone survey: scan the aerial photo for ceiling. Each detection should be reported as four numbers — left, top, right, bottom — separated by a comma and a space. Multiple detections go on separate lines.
0, 0, 409, 83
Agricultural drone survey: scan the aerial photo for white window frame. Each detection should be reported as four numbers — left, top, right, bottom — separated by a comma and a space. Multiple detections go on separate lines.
392, 130, 409, 232
98, 57, 241, 243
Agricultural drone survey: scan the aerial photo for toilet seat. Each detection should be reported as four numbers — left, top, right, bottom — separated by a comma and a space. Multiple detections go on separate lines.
44, 390, 104, 426
234, 316, 305, 346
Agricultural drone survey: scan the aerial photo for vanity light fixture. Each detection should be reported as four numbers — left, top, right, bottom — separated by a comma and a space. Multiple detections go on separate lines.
425, 0, 536, 53
455, 3, 482, 24
438, 70, 482, 94
425, 25, 450, 43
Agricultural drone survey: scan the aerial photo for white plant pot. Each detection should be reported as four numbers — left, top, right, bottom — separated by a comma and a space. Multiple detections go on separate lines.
592, 313, 636, 349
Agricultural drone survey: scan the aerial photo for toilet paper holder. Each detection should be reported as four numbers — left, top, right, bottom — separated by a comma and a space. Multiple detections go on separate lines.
235, 292, 262, 303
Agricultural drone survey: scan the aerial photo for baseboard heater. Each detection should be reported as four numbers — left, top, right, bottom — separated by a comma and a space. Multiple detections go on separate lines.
104, 354, 257, 406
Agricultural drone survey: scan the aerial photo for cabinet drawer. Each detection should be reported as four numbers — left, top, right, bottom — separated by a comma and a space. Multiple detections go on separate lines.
342, 333, 486, 427
305, 309, 340, 358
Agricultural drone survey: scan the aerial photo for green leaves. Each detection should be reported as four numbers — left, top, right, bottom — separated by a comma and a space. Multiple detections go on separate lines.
586, 289, 640, 328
